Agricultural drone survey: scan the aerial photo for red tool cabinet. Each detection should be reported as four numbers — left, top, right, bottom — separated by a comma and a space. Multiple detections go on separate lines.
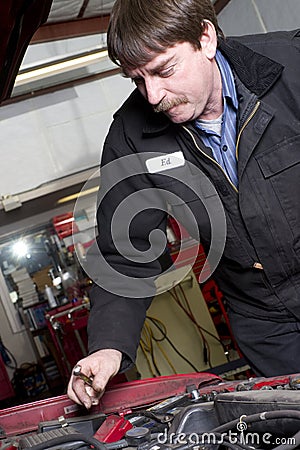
45, 301, 90, 379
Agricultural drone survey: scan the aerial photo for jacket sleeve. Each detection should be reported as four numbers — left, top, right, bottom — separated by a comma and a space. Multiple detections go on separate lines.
86, 114, 170, 371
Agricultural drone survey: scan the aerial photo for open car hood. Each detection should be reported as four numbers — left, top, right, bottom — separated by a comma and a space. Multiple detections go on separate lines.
0, 0, 53, 103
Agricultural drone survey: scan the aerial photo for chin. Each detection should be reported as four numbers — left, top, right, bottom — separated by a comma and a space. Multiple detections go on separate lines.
165, 112, 188, 124
165, 107, 196, 124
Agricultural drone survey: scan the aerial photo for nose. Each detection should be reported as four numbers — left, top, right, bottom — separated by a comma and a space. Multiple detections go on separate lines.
144, 76, 164, 106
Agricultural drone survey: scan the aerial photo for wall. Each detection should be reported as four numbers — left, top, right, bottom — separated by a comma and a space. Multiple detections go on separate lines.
136, 267, 227, 378
0, 74, 133, 197
218, 0, 300, 35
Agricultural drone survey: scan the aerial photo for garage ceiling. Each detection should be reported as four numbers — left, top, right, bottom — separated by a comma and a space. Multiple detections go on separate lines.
45, 0, 228, 22
33, 0, 230, 42
32, 0, 114, 43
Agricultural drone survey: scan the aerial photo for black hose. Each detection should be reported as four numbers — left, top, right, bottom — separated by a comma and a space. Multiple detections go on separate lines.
105, 439, 129, 450
164, 412, 300, 450
25, 433, 107, 450
211, 409, 300, 433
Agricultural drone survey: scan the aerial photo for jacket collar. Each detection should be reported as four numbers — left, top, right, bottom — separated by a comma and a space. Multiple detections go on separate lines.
143, 36, 284, 135
219, 38, 283, 97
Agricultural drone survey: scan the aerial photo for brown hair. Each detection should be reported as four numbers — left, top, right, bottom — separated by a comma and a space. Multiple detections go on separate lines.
107, 0, 223, 71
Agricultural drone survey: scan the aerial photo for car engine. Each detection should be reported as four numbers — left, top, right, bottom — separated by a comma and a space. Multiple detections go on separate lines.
1, 373, 300, 450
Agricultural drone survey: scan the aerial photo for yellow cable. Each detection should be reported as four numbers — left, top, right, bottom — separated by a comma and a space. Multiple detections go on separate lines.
140, 317, 178, 375
140, 322, 161, 375
169, 286, 212, 367
139, 339, 156, 377
155, 340, 177, 374
146, 316, 177, 374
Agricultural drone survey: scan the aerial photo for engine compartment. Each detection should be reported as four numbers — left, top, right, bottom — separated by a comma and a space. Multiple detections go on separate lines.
1, 373, 300, 450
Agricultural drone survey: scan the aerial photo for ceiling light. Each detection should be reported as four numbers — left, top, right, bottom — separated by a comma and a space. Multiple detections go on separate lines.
57, 186, 99, 205
12, 240, 28, 257
15, 50, 109, 86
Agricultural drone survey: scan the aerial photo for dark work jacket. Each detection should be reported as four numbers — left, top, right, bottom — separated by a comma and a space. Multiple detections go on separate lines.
88, 30, 300, 371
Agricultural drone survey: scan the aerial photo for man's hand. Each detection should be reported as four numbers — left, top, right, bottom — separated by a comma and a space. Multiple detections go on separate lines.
67, 349, 122, 409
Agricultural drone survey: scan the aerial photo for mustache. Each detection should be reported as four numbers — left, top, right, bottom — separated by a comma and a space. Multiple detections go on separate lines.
153, 96, 188, 113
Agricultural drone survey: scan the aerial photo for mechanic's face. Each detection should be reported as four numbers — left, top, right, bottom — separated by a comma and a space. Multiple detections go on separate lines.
127, 23, 222, 123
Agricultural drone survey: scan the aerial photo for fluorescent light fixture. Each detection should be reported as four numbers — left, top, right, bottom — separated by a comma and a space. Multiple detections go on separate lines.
15, 50, 109, 87
57, 186, 99, 205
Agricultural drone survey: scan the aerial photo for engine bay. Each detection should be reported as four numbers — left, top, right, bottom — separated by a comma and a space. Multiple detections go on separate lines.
1, 373, 300, 450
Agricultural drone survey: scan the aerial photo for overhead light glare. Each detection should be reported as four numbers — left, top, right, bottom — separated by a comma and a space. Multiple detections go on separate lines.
15, 50, 109, 86
12, 240, 28, 257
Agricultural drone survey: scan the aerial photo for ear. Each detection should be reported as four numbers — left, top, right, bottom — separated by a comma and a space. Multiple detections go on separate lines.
199, 20, 217, 60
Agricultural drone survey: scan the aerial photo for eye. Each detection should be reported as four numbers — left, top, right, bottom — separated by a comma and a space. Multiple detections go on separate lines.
121, 72, 142, 85
131, 77, 144, 86
159, 65, 176, 78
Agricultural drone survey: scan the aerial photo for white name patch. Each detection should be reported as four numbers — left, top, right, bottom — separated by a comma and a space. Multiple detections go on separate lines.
146, 151, 185, 174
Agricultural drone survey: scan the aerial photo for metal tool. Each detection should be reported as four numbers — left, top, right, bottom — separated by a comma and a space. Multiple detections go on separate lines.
73, 365, 94, 387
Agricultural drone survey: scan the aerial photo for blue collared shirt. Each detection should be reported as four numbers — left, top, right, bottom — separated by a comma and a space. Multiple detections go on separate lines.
195, 50, 238, 187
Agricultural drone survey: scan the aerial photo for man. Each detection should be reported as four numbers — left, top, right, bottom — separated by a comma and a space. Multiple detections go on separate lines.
68, 0, 300, 408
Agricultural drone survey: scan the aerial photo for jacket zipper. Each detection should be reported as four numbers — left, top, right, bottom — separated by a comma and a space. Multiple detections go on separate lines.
235, 101, 260, 161
183, 125, 238, 193
182, 101, 261, 194
236, 100, 263, 271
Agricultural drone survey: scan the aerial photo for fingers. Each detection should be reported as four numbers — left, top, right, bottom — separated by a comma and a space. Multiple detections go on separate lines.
67, 371, 97, 409
67, 349, 122, 409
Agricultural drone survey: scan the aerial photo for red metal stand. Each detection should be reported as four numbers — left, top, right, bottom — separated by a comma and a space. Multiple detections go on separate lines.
45, 301, 90, 379
0, 354, 14, 402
